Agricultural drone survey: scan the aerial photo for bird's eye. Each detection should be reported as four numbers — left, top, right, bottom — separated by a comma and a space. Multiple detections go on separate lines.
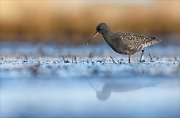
97, 26, 102, 31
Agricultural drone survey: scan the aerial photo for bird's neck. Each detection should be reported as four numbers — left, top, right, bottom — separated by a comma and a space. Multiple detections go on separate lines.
102, 31, 113, 43
102, 31, 117, 52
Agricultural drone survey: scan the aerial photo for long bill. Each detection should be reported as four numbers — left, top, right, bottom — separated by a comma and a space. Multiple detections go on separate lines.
86, 32, 99, 45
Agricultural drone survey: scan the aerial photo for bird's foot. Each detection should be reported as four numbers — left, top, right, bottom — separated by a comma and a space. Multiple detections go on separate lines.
139, 60, 145, 63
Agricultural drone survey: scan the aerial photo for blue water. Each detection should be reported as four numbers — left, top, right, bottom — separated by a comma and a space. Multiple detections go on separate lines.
0, 43, 180, 118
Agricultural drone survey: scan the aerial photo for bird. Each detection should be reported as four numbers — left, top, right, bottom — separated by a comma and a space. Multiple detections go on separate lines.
87, 23, 161, 63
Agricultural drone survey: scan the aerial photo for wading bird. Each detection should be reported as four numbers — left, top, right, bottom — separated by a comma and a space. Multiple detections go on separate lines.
87, 23, 161, 63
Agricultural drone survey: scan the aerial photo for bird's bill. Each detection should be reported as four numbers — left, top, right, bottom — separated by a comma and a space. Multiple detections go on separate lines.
93, 32, 99, 38
86, 31, 99, 45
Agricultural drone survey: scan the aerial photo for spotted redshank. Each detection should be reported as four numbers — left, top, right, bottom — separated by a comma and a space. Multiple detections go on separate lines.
88, 23, 161, 63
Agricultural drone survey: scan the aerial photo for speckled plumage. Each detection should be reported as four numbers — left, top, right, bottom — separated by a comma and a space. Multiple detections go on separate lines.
94, 23, 161, 63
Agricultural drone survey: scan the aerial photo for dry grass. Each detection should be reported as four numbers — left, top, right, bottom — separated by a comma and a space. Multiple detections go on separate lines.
0, 1, 180, 45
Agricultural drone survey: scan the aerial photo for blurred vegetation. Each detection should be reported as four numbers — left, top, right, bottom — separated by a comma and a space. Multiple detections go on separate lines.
0, 0, 180, 45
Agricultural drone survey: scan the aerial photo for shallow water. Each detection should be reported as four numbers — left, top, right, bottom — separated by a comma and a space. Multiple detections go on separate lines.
0, 43, 180, 118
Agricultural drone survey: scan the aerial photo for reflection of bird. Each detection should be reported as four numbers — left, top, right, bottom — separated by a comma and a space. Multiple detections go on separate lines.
89, 79, 162, 101
88, 23, 161, 63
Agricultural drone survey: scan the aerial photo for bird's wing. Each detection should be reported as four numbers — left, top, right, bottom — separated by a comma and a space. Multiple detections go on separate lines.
115, 32, 161, 51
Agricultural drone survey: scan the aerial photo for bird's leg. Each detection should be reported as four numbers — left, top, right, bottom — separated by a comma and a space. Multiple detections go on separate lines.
128, 55, 131, 63
139, 50, 145, 62
148, 53, 154, 62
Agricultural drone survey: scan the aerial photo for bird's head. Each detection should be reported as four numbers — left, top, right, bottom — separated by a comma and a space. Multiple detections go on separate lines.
86, 22, 110, 45
93, 23, 109, 38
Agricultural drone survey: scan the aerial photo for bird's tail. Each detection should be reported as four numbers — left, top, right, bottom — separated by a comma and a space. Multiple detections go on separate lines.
143, 37, 161, 48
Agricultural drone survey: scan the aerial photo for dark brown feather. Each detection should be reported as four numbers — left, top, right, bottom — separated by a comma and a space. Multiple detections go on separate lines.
105, 32, 161, 55
95, 23, 161, 57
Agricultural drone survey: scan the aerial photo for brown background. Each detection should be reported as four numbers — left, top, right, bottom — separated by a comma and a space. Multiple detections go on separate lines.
0, 0, 179, 45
